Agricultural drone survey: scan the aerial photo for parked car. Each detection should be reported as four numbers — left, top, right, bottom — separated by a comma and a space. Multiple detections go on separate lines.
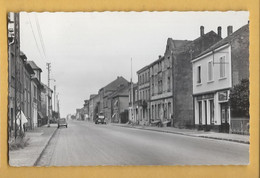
95, 114, 106, 124
58, 118, 68, 128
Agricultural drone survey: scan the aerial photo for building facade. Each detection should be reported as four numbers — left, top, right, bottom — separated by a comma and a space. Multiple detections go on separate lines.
41, 83, 53, 125
110, 85, 130, 123
89, 94, 98, 122
128, 83, 138, 123
83, 100, 90, 121
98, 76, 129, 123
28, 61, 44, 127
192, 24, 249, 133
171, 26, 222, 128
137, 66, 150, 125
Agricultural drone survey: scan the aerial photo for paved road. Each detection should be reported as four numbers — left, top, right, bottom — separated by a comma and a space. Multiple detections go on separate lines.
37, 120, 249, 166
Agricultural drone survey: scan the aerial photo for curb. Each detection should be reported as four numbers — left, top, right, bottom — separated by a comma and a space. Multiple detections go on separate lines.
111, 124, 249, 145
33, 127, 58, 166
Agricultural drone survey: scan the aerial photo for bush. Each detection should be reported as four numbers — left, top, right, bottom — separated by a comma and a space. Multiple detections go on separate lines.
229, 79, 249, 117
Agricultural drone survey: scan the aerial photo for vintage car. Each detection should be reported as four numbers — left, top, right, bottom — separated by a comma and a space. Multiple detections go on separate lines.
95, 114, 106, 124
58, 118, 68, 128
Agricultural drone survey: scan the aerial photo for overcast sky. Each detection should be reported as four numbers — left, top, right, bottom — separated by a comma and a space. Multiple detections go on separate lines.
19, 11, 249, 117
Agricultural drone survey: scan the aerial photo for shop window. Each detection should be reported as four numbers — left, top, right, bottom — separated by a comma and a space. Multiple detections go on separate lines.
209, 100, 214, 124
198, 101, 202, 124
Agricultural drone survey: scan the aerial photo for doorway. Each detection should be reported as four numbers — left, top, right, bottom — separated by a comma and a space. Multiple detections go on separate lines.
220, 103, 229, 133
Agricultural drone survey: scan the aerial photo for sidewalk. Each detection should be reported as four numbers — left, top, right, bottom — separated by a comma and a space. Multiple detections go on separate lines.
9, 124, 57, 167
111, 123, 250, 144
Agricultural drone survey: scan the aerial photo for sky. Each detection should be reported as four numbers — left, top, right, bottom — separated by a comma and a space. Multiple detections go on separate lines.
19, 11, 249, 117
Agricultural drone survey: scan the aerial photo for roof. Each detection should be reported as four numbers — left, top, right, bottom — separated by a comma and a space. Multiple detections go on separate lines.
169, 39, 192, 49
27, 61, 42, 72
138, 39, 192, 71
110, 84, 130, 98
25, 62, 35, 75
89, 94, 97, 99
41, 82, 53, 93
20, 51, 27, 60
137, 65, 150, 74
103, 76, 129, 91
195, 24, 249, 59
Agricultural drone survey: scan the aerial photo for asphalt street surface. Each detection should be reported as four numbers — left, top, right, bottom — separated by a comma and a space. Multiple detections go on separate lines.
36, 120, 249, 166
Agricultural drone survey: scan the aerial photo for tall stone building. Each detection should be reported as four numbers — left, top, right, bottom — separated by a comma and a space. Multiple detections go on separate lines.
171, 26, 222, 128
149, 39, 191, 125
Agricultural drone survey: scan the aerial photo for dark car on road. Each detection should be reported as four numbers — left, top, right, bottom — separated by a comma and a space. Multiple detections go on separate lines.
95, 114, 106, 124
58, 118, 68, 128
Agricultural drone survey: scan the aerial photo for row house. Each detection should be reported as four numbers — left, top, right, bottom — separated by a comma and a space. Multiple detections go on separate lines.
171, 26, 222, 128
192, 24, 249, 133
98, 76, 129, 123
137, 66, 150, 125
128, 83, 138, 123
133, 26, 222, 128
88, 94, 99, 122
8, 50, 35, 131
76, 108, 84, 120
83, 100, 90, 120
27, 61, 44, 127
110, 84, 130, 123
8, 12, 52, 136
41, 83, 53, 125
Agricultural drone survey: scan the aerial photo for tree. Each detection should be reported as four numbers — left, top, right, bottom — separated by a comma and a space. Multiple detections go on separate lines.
229, 79, 249, 117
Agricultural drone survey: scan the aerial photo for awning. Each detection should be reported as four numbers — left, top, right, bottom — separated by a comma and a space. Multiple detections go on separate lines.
15, 111, 28, 125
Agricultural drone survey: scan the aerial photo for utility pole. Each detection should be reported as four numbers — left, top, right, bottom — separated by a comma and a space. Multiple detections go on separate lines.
14, 13, 20, 139
131, 58, 134, 123
57, 95, 60, 118
53, 85, 56, 112
46, 62, 51, 127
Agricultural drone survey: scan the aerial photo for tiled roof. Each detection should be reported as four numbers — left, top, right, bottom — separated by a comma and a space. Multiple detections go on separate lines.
195, 24, 249, 59
103, 76, 129, 91
110, 84, 130, 98
27, 61, 42, 72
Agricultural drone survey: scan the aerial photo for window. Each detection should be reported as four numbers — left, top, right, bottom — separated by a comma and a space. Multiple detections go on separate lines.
209, 100, 214, 124
197, 66, 201, 84
198, 101, 202, 124
152, 84, 154, 96
220, 56, 226, 78
208, 61, 213, 81
167, 76, 171, 91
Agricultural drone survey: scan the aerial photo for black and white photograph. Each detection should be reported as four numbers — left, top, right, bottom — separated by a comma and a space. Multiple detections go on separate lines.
7, 11, 250, 166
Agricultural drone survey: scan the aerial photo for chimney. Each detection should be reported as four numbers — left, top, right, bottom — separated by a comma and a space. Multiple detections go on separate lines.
217, 26, 222, 38
227, 26, 233, 36
200, 26, 204, 36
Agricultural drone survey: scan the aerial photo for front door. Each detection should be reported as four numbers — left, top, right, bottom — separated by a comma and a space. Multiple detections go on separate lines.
220, 103, 229, 133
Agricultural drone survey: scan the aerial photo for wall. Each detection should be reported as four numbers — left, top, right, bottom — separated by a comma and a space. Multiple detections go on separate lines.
193, 45, 232, 95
